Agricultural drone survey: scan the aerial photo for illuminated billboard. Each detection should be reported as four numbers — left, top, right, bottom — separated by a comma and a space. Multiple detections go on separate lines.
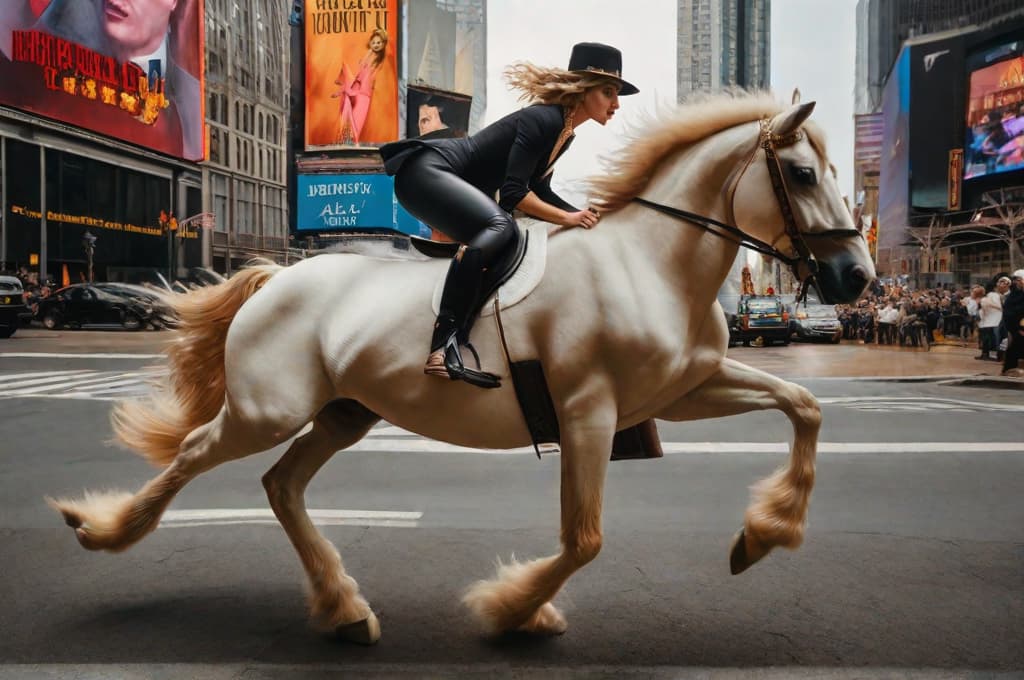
0, 0, 206, 162
297, 174, 429, 237
964, 40, 1024, 180
877, 47, 910, 253
304, 0, 399, 149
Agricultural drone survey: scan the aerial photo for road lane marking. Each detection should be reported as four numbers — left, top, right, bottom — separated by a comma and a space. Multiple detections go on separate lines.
0, 371, 96, 389
161, 508, 422, 529
348, 438, 1024, 455
11, 372, 151, 395
819, 396, 1024, 412
0, 352, 163, 359
0, 369, 161, 400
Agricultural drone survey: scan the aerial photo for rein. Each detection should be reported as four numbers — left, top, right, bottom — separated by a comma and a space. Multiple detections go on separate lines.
631, 117, 863, 303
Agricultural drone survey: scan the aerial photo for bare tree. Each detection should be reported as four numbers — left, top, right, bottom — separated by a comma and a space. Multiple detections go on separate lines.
905, 215, 965, 275
984, 188, 1024, 272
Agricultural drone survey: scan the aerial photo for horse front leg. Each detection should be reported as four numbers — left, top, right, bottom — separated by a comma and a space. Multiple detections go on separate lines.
463, 405, 615, 636
657, 357, 821, 574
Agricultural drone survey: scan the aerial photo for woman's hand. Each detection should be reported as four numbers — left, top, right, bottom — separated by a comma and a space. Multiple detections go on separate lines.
563, 208, 601, 229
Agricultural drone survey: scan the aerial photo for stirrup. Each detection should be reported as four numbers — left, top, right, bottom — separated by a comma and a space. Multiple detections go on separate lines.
424, 334, 501, 389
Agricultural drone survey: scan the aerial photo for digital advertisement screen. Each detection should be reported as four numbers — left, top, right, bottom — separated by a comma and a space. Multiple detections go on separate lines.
0, 0, 206, 161
964, 40, 1024, 180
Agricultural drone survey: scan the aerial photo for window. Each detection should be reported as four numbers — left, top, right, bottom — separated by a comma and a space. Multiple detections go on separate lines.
212, 173, 229, 232
264, 186, 284, 238
236, 179, 255, 234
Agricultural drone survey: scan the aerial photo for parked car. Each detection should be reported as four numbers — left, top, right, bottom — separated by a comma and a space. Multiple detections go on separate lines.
723, 294, 791, 346
0, 275, 29, 338
789, 301, 843, 343
93, 282, 176, 328
35, 283, 154, 331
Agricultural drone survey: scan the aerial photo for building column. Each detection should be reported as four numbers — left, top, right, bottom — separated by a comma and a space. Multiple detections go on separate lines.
38, 145, 47, 282
1, 137, 6, 268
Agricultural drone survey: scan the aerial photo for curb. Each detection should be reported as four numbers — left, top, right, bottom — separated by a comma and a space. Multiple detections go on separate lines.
938, 376, 1024, 391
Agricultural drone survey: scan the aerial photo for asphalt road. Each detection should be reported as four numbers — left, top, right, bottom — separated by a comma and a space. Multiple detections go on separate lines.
0, 332, 1021, 679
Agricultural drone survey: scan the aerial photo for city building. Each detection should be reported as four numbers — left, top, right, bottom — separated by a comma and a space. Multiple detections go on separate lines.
677, 0, 770, 98
678, 0, 774, 296
290, 0, 486, 246
0, 0, 290, 285
870, 13, 1024, 285
204, 0, 291, 274
855, 0, 1024, 115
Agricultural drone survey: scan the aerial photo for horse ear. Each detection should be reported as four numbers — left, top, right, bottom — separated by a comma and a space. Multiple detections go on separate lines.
771, 101, 816, 137
791, 88, 801, 105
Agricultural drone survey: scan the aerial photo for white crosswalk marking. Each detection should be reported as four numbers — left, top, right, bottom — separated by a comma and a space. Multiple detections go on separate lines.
0, 369, 161, 400
818, 396, 1024, 413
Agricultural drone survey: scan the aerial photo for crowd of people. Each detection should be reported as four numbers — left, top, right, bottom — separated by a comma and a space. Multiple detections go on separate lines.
835, 271, 1024, 375
2, 267, 55, 315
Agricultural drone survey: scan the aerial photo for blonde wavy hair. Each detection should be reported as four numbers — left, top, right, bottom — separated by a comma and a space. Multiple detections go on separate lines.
504, 62, 620, 107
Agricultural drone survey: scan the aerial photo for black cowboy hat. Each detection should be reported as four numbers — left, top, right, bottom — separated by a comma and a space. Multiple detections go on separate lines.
568, 42, 639, 96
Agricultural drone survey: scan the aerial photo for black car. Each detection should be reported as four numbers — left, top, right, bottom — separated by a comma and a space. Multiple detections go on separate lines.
93, 282, 176, 328
0, 275, 29, 338
35, 283, 153, 331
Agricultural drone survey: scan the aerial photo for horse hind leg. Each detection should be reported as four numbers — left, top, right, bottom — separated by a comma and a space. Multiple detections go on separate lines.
49, 406, 300, 553
656, 358, 821, 574
261, 399, 382, 645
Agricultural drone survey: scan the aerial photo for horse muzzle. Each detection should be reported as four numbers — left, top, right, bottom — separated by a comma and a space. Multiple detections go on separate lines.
812, 258, 874, 304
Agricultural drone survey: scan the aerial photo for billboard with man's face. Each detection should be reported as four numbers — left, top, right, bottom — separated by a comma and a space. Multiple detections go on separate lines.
0, 0, 206, 161
305, 0, 399, 149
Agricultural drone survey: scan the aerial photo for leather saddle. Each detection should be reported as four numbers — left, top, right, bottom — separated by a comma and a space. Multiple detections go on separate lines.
412, 223, 530, 346
410, 225, 662, 462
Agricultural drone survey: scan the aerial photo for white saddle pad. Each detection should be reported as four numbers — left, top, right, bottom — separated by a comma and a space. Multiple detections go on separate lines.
431, 220, 549, 318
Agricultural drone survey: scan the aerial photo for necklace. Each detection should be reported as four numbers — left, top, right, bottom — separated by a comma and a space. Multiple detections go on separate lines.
547, 103, 577, 168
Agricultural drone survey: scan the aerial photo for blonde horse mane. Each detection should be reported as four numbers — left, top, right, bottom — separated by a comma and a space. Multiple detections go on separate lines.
588, 90, 827, 212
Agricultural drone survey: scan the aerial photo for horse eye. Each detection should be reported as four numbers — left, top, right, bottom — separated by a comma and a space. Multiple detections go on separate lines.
791, 166, 817, 185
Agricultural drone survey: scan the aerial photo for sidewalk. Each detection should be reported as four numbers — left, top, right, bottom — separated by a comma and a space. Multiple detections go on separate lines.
731, 339, 1016, 381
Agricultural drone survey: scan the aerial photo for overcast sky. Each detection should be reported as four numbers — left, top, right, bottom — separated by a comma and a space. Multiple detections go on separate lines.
485, 0, 858, 201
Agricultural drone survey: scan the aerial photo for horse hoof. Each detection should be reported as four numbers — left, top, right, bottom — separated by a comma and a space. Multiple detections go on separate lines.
517, 602, 568, 636
335, 612, 381, 645
729, 528, 768, 575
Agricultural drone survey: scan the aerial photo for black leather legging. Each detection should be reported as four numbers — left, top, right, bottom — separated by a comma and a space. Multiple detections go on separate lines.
393, 149, 516, 264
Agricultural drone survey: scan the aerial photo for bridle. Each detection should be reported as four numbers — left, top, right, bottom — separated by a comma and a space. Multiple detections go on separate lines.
631, 117, 864, 302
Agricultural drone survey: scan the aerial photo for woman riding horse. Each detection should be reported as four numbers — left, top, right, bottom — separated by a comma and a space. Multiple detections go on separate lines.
380, 42, 638, 387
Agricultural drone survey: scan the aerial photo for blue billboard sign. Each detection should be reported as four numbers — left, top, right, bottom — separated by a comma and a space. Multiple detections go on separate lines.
297, 174, 430, 237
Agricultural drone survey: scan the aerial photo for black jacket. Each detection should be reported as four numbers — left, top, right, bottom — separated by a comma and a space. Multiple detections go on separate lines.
380, 103, 578, 214
1003, 288, 1024, 335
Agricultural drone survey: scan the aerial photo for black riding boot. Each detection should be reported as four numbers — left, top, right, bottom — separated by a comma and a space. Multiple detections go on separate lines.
424, 245, 501, 388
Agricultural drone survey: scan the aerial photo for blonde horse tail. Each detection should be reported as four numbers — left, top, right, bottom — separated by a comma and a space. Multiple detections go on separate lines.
111, 263, 282, 466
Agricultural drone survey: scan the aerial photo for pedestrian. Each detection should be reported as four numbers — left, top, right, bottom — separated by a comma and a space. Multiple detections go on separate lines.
963, 285, 983, 342
379, 42, 638, 386
1002, 269, 1024, 375
994, 275, 1012, 361
978, 281, 1003, 361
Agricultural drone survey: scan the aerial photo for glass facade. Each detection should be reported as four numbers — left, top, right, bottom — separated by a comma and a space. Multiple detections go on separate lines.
2, 138, 179, 283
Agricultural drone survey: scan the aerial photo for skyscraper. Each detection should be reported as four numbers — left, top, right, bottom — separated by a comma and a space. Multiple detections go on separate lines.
677, 0, 771, 98
854, 0, 1023, 114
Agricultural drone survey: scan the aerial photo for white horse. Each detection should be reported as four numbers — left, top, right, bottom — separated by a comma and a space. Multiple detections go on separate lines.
49, 92, 874, 644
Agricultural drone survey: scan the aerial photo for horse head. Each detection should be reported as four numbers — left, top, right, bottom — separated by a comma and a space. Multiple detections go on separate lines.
731, 101, 876, 304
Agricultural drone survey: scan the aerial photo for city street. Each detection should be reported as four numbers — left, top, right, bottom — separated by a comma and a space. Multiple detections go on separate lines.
0, 329, 1021, 678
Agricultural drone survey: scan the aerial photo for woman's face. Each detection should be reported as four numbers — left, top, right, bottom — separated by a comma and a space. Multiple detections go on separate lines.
369, 35, 385, 53
581, 81, 621, 126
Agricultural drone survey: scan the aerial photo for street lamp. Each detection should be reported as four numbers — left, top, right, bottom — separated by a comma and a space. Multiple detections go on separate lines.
82, 230, 97, 283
